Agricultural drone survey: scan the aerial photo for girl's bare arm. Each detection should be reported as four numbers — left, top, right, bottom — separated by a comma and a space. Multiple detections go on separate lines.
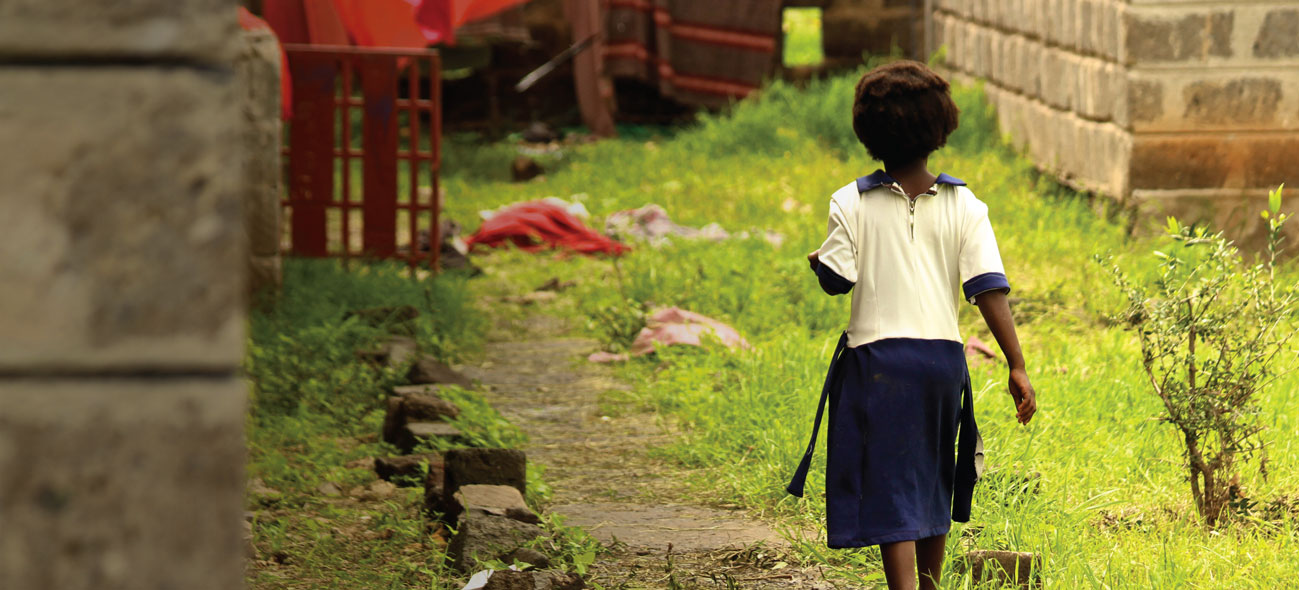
974, 291, 1037, 424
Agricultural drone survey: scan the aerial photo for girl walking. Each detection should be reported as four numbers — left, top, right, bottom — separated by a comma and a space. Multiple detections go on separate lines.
787, 61, 1037, 590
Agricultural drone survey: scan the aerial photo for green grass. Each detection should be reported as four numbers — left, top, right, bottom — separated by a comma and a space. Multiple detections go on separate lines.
438, 69, 1299, 589
783, 8, 824, 67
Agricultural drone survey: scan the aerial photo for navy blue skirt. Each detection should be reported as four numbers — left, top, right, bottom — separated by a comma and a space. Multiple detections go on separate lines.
787, 335, 981, 548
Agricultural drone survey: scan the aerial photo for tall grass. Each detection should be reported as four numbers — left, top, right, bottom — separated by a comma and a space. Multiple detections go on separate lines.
441, 66, 1299, 588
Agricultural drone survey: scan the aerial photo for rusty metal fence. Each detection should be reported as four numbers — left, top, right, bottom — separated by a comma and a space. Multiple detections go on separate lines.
282, 45, 442, 270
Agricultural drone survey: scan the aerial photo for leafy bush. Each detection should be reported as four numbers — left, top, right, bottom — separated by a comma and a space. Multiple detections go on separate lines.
1100, 186, 1298, 526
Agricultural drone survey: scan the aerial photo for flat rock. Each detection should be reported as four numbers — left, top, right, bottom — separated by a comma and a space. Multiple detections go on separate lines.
483, 570, 584, 590
450, 484, 539, 525
316, 482, 343, 497
448, 512, 547, 572
399, 422, 463, 454
356, 480, 398, 502
960, 550, 1040, 588
445, 448, 527, 498
503, 547, 551, 569
374, 453, 442, 485
392, 383, 447, 398
407, 356, 474, 389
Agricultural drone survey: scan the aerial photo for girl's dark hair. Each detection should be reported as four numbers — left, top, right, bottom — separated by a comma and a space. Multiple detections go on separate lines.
851, 61, 960, 166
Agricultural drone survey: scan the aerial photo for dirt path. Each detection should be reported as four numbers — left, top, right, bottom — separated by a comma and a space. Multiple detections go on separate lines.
459, 297, 835, 589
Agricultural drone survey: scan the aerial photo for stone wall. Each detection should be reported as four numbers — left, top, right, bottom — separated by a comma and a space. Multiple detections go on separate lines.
0, 2, 248, 589
934, 0, 1299, 243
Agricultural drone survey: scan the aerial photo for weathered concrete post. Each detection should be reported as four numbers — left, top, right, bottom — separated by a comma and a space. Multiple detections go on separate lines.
237, 27, 285, 298
0, 2, 248, 589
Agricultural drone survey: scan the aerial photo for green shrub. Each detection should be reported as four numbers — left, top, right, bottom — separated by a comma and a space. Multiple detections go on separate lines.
1100, 186, 1298, 527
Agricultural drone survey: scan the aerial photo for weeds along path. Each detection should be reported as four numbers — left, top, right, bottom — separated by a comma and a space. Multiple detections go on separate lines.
461, 265, 833, 590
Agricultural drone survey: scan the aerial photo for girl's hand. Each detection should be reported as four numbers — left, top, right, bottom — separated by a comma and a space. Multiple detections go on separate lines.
808, 250, 820, 265
1008, 368, 1037, 425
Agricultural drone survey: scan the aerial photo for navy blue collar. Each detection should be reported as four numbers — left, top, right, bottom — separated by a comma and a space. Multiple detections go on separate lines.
856, 169, 966, 193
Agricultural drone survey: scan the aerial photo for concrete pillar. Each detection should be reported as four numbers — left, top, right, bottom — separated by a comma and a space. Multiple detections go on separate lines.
0, 2, 248, 589
237, 28, 285, 299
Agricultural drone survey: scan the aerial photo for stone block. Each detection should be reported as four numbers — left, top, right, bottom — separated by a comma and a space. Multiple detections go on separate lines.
1128, 78, 1165, 126
0, 378, 245, 590
399, 422, 464, 453
1079, 0, 1100, 56
0, 67, 244, 372
1039, 48, 1072, 111
1254, 9, 1299, 58
0, 0, 237, 63
449, 512, 548, 572
1183, 78, 1284, 126
1124, 10, 1233, 65
1100, 0, 1123, 61
961, 550, 1040, 588
1130, 134, 1299, 191
445, 448, 528, 498
449, 484, 541, 524
1128, 71, 1299, 133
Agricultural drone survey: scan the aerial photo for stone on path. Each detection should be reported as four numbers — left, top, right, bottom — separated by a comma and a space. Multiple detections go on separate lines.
482, 570, 584, 590
424, 457, 450, 516
398, 422, 463, 454
449, 512, 548, 572
403, 393, 461, 422
503, 547, 551, 569
961, 550, 1040, 588
393, 383, 446, 398
451, 484, 540, 524
408, 355, 474, 389
445, 448, 527, 497
374, 453, 442, 485
316, 481, 343, 497
382, 391, 461, 447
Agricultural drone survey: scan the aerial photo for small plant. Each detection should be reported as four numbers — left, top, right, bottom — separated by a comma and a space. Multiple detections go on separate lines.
1099, 185, 1298, 527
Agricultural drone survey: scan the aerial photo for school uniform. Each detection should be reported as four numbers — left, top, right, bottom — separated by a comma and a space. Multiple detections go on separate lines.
786, 169, 1005, 548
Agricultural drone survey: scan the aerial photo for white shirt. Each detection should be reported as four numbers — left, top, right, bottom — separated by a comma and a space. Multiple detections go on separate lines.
816, 171, 1009, 348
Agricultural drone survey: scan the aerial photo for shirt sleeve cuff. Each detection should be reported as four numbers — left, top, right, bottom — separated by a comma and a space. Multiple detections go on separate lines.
813, 261, 854, 295
962, 272, 1010, 304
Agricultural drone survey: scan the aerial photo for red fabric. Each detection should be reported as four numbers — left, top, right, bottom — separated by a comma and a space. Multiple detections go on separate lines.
238, 7, 294, 120
331, 0, 429, 48
262, 0, 311, 43
413, 0, 535, 46
466, 201, 629, 256
413, 0, 455, 44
